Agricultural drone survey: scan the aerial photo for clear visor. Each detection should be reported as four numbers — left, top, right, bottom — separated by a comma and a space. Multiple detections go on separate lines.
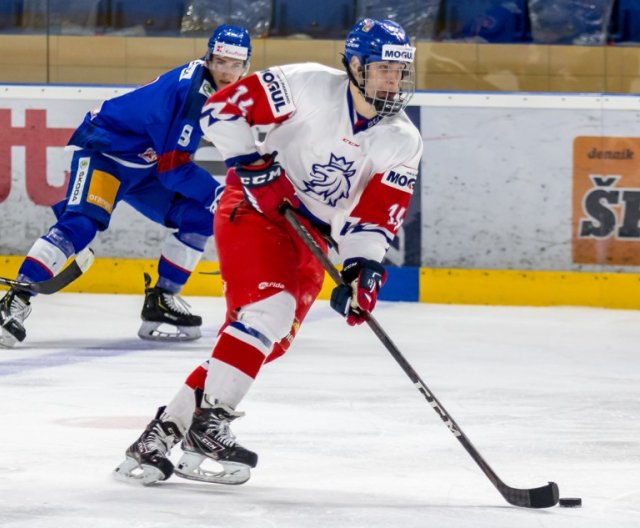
361, 61, 415, 117
210, 56, 247, 74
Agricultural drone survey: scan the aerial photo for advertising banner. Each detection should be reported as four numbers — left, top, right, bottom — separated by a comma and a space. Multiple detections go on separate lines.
3, 87, 640, 274
573, 136, 640, 266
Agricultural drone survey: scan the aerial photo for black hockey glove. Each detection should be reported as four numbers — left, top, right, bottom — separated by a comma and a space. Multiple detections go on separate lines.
330, 258, 387, 326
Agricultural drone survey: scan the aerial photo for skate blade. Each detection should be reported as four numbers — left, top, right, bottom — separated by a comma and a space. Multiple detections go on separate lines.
174, 452, 251, 485
112, 456, 166, 486
138, 321, 201, 342
0, 328, 19, 348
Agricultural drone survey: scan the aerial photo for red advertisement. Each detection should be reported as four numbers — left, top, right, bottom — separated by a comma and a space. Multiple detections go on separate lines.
0, 108, 75, 206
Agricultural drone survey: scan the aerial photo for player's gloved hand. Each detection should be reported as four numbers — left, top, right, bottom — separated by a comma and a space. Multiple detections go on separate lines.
330, 258, 387, 326
207, 184, 225, 214
233, 152, 299, 219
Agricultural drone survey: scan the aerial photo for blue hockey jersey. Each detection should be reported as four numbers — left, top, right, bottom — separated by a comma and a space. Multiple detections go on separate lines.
67, 59, 219, 206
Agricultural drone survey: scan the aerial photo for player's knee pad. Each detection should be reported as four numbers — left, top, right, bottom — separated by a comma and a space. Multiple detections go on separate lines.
53, 213, 100, 253
237, 291, 296, 345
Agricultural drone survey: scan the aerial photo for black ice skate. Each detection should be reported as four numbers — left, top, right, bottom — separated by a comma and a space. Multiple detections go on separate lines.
113, 406, 183, 485
138, 273, 202, 341
175, 403, 258, 485
0, 289, 32, 348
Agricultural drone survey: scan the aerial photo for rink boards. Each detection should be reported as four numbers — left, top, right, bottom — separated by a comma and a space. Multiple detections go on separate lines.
2, 85, 640, 307
3, 255, 640, 309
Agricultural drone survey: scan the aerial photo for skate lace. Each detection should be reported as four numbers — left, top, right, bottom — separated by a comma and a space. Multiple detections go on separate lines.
161, 292, 192, 316
203, 415, 237, 448
145, 422, 173, 455
215, 420, 237, 447
1, 292, 31, 323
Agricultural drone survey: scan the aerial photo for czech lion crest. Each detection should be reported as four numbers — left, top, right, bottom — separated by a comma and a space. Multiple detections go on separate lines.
304, 154, 356, 206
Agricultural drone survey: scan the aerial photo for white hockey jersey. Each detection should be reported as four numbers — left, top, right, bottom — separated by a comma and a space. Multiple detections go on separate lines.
200, 62, 423, 262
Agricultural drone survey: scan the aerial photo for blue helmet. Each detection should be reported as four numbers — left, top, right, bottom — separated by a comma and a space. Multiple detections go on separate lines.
344, 18, 414, 67
207, 24, 252, 63
343, 19, 416, 117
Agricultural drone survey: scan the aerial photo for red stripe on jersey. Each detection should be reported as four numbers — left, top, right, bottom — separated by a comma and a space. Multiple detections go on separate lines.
157, 150, 191, 173
207, 72, 293, 127
185, 365, 207, 390
211, 330, 267, 379
349, 172, 414, 236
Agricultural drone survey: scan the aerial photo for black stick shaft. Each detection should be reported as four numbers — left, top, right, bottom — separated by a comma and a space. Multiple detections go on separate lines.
283, 208, 558, 508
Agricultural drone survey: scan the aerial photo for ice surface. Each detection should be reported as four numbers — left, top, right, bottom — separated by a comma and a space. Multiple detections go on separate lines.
1, 293, 639, 527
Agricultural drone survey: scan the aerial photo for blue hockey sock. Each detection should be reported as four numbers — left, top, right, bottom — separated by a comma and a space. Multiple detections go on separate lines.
156, 232, 207, 293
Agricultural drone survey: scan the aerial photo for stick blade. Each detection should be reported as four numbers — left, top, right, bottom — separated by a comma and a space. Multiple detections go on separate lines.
75, 247, 95, 273
499, 481, 559, 508
36, 248, 94, 294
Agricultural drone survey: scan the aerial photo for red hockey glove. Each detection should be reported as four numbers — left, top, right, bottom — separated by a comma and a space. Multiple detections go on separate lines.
330, 258, 387, 326
233, 152, 299, 219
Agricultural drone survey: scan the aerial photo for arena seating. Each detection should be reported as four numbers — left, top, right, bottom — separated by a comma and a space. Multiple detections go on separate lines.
439, 0, 531, 42
609, 0, 640, 42
111, 0, 185, 35
269, 0, 354, 38
0, 1, 21, 32
0, 0, 633, 45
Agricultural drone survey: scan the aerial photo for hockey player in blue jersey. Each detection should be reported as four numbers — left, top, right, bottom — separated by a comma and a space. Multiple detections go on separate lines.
0, 25, 252, 347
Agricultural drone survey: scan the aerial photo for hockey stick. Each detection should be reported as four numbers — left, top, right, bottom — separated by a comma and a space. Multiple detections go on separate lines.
0, 247, 95, 295
283, 207, 559, 509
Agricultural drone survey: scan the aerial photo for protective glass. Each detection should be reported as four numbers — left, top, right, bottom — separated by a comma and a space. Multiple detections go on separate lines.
210, 57, 247, 74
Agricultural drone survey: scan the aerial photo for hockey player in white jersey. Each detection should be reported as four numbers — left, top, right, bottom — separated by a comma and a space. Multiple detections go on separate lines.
114, 18, 423, 486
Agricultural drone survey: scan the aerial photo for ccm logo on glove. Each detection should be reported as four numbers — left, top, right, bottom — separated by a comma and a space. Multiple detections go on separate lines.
233, 152, 299, 218
238, 167, 282, 187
